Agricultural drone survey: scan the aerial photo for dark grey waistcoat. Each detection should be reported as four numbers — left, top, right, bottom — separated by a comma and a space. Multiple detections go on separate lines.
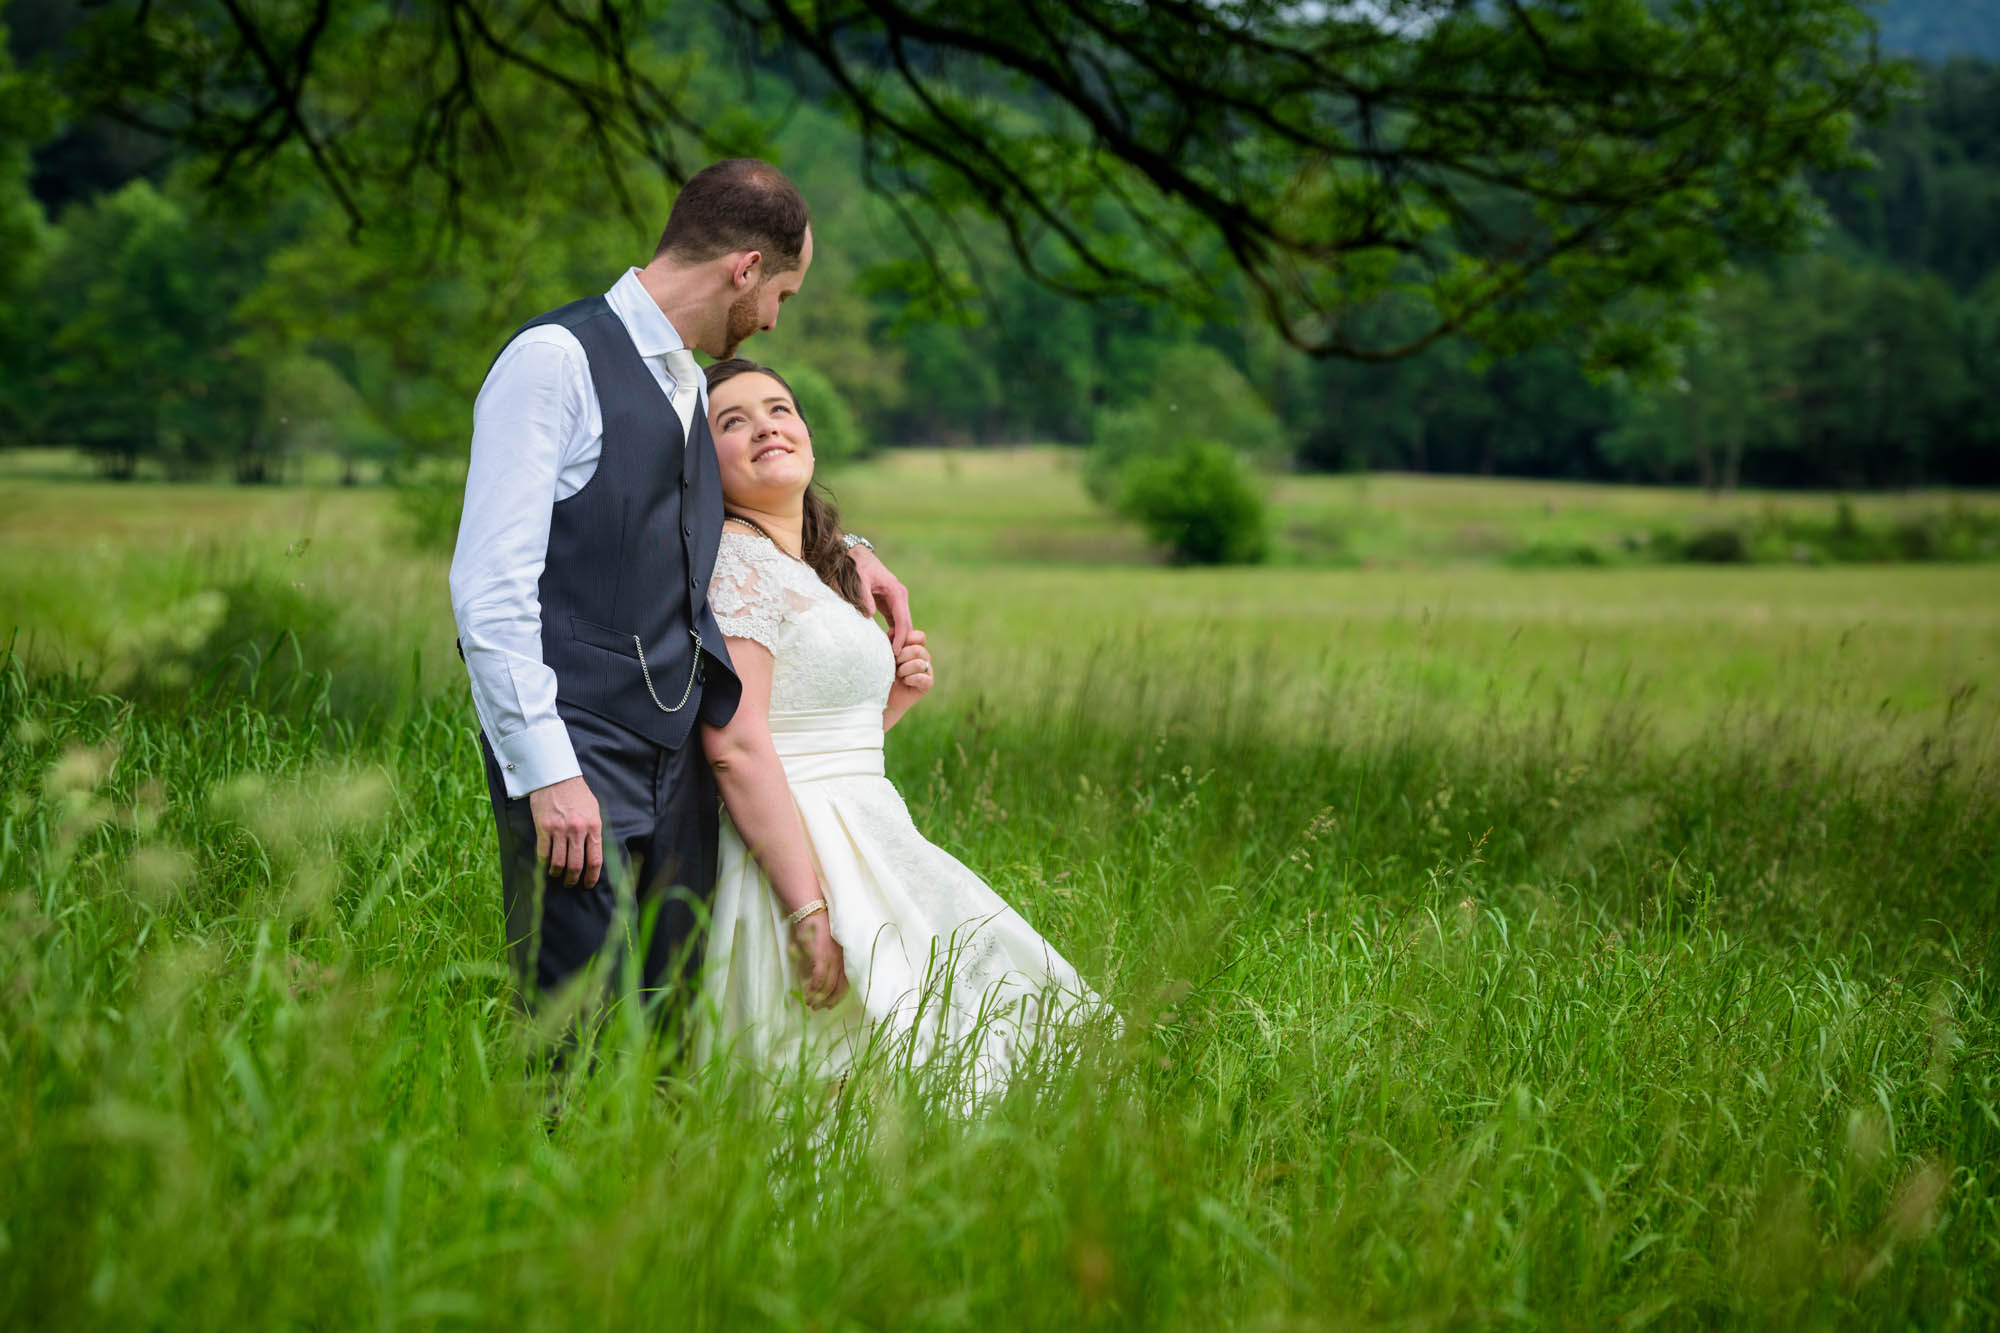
508, 295, 740, 751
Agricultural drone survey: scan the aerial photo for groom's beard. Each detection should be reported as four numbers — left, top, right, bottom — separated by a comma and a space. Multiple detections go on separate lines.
720, 286, 762, 359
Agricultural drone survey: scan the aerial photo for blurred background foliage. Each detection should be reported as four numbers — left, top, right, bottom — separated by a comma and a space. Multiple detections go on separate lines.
1, 0, 1996, 548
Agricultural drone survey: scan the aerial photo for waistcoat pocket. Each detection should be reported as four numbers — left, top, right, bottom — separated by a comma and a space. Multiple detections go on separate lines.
569, 615, 640, 659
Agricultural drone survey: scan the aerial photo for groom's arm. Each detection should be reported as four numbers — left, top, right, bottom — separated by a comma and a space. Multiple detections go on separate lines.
449, 332, 591, 803
844, 540, 913, 651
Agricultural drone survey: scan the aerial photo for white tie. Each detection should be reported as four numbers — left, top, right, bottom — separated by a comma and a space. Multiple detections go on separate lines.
664, 347, 700, 440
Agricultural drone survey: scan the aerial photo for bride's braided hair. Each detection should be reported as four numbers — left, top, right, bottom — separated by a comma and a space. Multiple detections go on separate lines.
703, 358, 867, 614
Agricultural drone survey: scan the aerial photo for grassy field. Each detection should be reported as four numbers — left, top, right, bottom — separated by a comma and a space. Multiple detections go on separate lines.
5, 458, 1996, 748
831, 447, 2000, 567
3, 460, 1998, 1329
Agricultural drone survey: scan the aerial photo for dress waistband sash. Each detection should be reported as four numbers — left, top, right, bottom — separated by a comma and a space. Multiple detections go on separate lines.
767, 704, 886, 784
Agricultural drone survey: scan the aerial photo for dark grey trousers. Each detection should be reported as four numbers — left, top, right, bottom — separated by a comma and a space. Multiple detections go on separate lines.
479, 702, 719, 1023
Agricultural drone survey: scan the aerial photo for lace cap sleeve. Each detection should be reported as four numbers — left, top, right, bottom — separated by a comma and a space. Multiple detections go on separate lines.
709, 531, 809, 655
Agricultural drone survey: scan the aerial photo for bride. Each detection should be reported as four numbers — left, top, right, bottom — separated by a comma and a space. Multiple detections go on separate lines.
695, 358, 1104, 1097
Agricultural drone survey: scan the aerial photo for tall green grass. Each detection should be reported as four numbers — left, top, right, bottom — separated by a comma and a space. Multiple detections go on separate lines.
4, 605, 1995, 1327
4, 477, 1996, 1327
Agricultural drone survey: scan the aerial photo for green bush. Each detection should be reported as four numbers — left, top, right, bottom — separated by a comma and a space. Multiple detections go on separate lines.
1114, 439, 1268, 565
1085, 346, 1285, 503
1741, 503, 2000, 565
1644, 505, 2000, 567
1893, 516, 1939, 560
1680, 526, 1750, 563
1505, 540, 1607, 568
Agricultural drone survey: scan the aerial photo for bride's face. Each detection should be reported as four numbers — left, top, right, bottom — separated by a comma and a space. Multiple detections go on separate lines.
708, 371, 816, 509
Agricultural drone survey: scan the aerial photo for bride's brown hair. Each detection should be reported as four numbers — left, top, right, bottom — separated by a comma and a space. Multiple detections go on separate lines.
704, 358, 866, 614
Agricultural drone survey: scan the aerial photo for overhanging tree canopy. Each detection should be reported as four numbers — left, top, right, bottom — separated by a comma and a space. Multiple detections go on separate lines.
49, 0, 1893, 366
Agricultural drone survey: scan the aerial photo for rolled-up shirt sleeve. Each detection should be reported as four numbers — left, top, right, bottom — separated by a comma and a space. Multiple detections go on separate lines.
449, 333, 587, 799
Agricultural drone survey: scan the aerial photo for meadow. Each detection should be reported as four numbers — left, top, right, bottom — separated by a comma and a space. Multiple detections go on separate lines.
3, 456, 1997, 1329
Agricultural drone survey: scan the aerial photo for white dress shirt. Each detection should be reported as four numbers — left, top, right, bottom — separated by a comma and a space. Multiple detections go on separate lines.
449, 268, 706, 799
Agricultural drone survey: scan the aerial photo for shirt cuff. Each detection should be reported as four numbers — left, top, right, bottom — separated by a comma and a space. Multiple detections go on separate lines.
491, 718, 581, 800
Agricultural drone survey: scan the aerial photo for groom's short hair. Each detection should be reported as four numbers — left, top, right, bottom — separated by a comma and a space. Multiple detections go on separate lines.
655, 159, 811, 274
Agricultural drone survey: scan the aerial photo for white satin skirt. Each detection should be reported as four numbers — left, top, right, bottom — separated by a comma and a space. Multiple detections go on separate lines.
696, 704, 1104, 1097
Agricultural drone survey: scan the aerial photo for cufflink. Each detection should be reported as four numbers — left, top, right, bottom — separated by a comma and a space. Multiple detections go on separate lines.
506, 763, 516, 772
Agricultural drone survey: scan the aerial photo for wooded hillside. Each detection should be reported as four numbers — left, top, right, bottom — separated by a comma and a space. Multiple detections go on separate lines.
3, 1, 1996, 489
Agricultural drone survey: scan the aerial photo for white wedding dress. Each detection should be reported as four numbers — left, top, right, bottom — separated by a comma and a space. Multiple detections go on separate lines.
695, 530, 1104, 1096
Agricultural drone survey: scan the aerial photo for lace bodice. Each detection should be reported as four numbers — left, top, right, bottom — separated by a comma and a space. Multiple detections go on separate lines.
709, 530, 895, 715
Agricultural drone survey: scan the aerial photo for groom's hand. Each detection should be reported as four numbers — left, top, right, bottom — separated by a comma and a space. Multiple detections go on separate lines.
848, 545, 913, 652
528, 775, 603, 889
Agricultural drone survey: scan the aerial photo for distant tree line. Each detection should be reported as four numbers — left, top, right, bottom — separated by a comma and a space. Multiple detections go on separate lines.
1299, 252, 2000, 489
1291, 54, 2000, 490
2, 7, 1996, 491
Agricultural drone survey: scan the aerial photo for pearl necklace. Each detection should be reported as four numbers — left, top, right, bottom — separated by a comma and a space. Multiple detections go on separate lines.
723, 512, 807, 562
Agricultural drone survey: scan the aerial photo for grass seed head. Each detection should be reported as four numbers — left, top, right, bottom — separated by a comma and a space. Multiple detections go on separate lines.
131, 778, 167, 837
209, 765, 394, 852
127, 844, 195, 908
48, 743, 117, 795
1845, 1105, 1890, 1172
282, 858, 339, 920
1886, 1159, 1949, 1244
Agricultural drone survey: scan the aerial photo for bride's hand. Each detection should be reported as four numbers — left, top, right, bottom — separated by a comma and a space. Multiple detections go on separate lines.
888, 630, 934, 707
790, 912, 849, 1009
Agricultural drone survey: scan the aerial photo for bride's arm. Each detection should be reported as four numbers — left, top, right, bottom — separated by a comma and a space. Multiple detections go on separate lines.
701, 636, 848, 1006
701, 637, 822, 918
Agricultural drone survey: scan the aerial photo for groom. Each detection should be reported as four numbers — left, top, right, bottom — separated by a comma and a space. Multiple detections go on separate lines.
449, 158, 909, 1021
